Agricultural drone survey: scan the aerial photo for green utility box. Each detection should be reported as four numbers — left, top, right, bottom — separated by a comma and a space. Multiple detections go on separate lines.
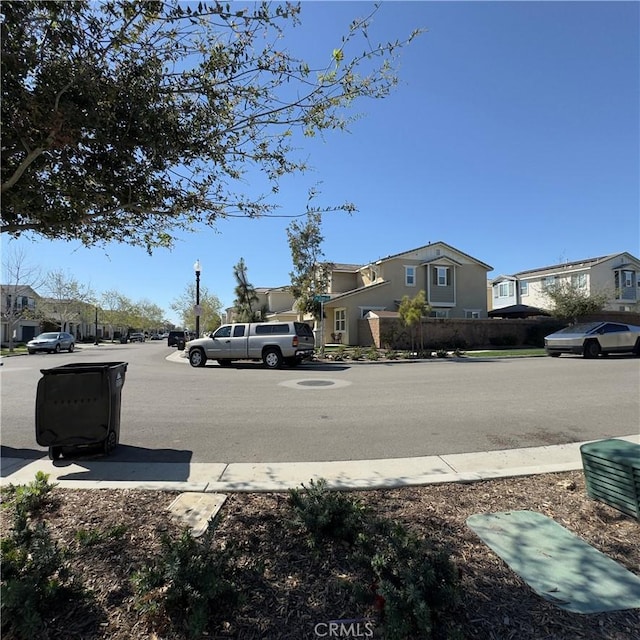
580, 439, 640, 520
35, 362, 128, 461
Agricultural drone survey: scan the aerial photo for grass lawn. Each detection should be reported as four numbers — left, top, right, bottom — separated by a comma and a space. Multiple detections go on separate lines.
0, 346, 28, 357
465, 348, 546, 358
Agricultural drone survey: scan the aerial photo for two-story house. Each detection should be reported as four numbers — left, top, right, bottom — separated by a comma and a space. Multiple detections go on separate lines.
491, 252, 640, 313
1, 284, 41, 344
321, 241, 492, 346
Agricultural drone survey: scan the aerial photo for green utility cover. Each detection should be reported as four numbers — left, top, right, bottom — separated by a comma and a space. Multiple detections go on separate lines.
467, 511, 640, 614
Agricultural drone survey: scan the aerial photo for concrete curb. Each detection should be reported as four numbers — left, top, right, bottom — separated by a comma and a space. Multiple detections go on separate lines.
2, 435, 638, 493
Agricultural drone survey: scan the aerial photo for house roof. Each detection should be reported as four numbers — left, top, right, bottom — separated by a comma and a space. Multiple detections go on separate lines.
323, 280, 390, 304
512, 253, 640, 277
330, 263, 363, 272
488, 304, 551, 318
373, 241, 493, 271
255, 286, 290, 293
366, 310, 400, 318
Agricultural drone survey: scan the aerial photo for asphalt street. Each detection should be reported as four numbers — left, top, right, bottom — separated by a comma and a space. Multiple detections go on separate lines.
1, 342, 638, 464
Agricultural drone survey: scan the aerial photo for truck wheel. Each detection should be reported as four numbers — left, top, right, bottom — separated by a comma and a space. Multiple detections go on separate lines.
189, 348, 207, 367
583, 340, 600, 359
103, 430, 117, 455
49, 446, 63, 461
263, 348, 283, 369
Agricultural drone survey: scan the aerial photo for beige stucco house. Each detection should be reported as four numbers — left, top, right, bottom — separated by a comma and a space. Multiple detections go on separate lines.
320, 241, 493, 346
491, 252, 640, 312
1, 284, 40, 344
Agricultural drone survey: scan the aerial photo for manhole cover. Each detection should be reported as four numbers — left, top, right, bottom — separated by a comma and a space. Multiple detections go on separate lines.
279, 378, 352, 390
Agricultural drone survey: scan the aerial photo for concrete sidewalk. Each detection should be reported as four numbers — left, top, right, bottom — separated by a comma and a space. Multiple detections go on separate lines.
2, 435, 638, 492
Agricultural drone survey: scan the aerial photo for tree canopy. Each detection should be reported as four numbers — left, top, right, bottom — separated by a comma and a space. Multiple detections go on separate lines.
542, 281, 610, 323
1, 1, 419, 251
171, 283, 223, 332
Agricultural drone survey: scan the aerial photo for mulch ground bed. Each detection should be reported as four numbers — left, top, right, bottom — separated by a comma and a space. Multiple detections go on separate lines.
2, 470, 639, 639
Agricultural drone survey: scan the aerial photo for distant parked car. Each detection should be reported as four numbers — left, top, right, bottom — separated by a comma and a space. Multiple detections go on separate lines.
544, 321, 640, 358
129, 332, 145, 342
27, 332, 76, 354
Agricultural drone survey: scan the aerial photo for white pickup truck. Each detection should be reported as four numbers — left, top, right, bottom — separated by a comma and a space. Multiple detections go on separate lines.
185, 321, 315, 369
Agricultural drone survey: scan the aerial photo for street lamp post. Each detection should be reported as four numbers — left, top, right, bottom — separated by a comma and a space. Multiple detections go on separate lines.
194, 259, 201, 338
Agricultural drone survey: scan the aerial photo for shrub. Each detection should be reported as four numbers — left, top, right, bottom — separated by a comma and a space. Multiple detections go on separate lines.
1, 471, 58, 516
74, 524, 128, 547
132, 522, 239, 638
435, 349, 448, 358
366, 347, 380, 360
288, 479, 369, 546
0, 474, 76, 640
289, 480, 461, 639
350, 346, 364, 360
356, 520, 461, 640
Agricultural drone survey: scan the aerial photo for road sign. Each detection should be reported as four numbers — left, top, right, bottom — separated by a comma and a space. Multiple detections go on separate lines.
314, 295, 331, 303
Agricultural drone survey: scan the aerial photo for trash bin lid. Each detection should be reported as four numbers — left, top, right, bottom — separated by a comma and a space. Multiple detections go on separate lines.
580, 439, 640, 469
40, 362, 128, 374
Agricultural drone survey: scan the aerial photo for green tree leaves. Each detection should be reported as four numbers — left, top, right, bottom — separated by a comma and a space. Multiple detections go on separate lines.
2, 1, 419, 250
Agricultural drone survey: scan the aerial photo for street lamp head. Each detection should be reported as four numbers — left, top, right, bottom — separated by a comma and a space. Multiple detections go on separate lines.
193, 259, 201, 273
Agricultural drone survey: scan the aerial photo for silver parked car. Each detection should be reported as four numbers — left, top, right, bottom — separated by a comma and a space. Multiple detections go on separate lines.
27, 332, 76, 354
544, 321, 640, 358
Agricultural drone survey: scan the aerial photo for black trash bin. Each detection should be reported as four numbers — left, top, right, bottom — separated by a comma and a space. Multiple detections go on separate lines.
35, 362, 128, 460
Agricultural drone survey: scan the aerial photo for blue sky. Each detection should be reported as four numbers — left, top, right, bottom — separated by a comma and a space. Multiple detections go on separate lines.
3, 1, 639, 325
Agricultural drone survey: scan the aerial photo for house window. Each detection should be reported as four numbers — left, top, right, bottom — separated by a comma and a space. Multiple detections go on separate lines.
497, 281, 514, 297
623, 270, 634, 288
571, 273, 587, 289
405, 266, 416, 286
465, 310, 480, 319
543, 276, 556, 288
430, 309, 449, 318
335, 308, 346, 332
432, 266, 451, 287
519, 281, 528, 296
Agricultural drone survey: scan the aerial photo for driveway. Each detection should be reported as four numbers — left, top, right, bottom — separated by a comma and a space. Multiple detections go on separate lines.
1, 343, 638, 463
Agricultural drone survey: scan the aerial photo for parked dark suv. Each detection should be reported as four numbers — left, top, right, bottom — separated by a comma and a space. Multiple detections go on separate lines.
167, 330, 195, 348
168, 330, 185, 347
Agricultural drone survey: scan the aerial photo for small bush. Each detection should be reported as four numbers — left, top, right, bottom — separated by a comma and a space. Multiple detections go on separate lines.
75, 524, 128, 547
289, 479, 462, 639
362, 521, 461, 640
350, 346, 364, 360
366, 347, 380, 360
435, 349, 448, 358
0, 474, 77, 640
385, 349, 398, 360
288, 479, 369, 546
1, 471, 58, 516
132, 523, 239, 638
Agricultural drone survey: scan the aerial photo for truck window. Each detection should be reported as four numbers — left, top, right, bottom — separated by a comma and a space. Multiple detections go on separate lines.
233, 325, 246, 337
215, 326, 232, 338
295, 322, 314, 337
